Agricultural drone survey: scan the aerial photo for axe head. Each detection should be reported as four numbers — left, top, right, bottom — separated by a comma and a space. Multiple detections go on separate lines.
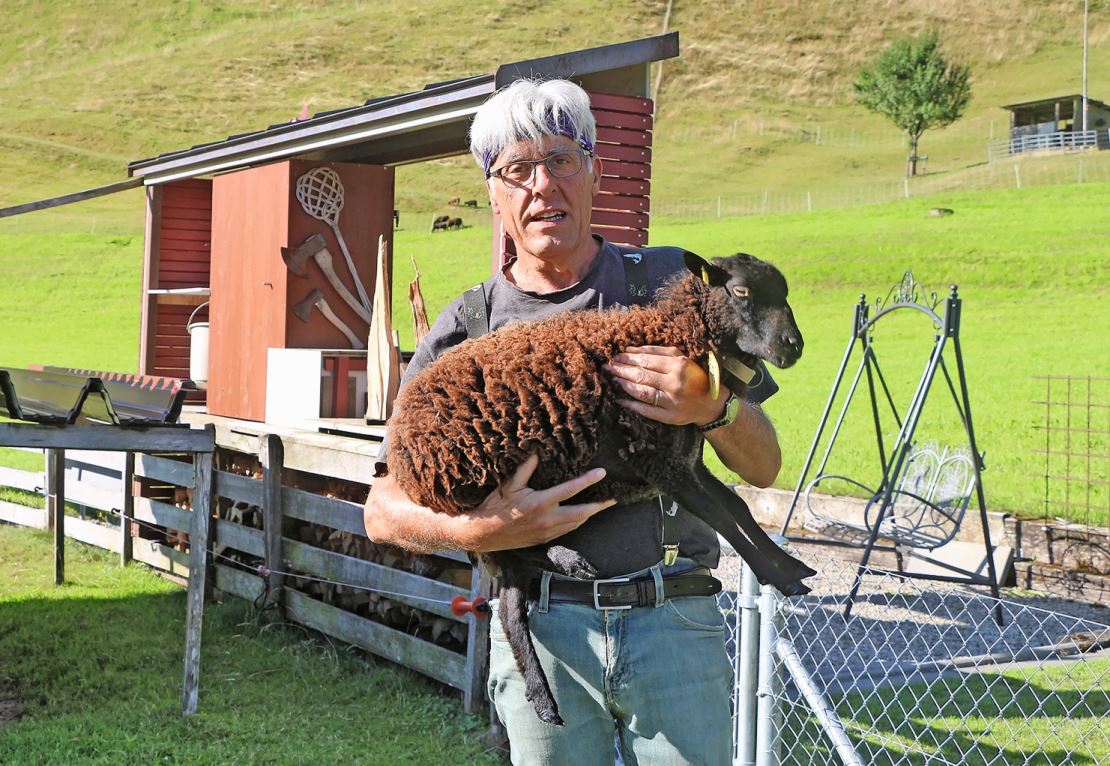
281, 233, 328, 277
292, 288, 325, 323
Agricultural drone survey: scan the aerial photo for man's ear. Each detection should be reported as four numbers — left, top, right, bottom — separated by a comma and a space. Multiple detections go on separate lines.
683, 251, 730, 286
590, 155, 603, 195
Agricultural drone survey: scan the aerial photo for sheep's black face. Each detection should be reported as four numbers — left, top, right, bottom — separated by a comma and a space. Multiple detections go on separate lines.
684, 251, 804, 369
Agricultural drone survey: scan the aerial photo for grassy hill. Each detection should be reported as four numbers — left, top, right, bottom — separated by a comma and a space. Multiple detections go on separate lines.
1, 2, 1108, 519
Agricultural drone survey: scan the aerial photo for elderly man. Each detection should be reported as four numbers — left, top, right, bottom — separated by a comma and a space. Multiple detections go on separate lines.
364, 78, 782, 765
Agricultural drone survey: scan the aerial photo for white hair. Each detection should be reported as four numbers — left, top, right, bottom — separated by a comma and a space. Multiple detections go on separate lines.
469, 78, 597, 174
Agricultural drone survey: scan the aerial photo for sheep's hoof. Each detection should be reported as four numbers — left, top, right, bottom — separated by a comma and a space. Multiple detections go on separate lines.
547, 546, 598, 579
778, 580, 812, 597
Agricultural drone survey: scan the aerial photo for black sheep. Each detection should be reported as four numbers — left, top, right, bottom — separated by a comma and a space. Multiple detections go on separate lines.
386, 251, 816, 725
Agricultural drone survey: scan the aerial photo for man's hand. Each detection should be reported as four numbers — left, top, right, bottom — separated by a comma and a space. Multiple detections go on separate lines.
467, 454, 617, 552
364, 455, 615, 554
604, 345, 727, 427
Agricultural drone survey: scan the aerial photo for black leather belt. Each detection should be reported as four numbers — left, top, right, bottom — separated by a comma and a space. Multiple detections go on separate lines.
529, 571, 722, 610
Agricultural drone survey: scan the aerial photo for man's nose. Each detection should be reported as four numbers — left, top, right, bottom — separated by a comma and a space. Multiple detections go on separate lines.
530, 162, 557, 192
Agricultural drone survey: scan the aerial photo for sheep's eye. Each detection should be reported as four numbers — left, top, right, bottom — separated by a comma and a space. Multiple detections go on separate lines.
731, 285, 750, 298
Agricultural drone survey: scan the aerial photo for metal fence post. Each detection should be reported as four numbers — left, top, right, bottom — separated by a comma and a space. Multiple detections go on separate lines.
754, 581, 784, 766
736, 561, 761, 765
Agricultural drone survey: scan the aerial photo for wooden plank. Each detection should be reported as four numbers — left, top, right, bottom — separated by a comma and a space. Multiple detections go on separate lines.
596, 126, 651, 147
590, 92, 652, 113
0, 177, 143, 219
47, 449, 64, 584
133, 496, 193, 533
595, 192, 649, 212
0, 424, 215, 453
154, 293, 209, 307
591, 225, 648, 247
600, 159, 650, 180
0, 465, 43, 493
463, 560, 496, 714
121, 452, 134, 566
66, 516, 121, 553
159, 216, 211, 232
591, 209, 649, 229
595, 143, 652, 165
0, 500, 47, 529
285, 588, 467, 691
159, 207, 212, 222
213, 562, 265, 603
216, 469, 262, 506
260, 434, 284, 614
283, 537, 467, 622
132, 538, 191, 578
593, 108, 653, 130
65, 481, 121, 513
599, 176, 650, 196
159, 228, 212, 243
182, 452, 215, 715
135, 453, 194, 487
214, 518, 264, 558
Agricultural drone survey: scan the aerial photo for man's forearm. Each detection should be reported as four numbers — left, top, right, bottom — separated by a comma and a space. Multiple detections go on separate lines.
363, 474, 470, 554
704, 401, 781, 487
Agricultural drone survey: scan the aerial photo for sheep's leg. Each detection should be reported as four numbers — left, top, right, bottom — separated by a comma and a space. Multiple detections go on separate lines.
662, 468, 814, 595
499, 567, 564, 726
693, 462, 816, 586
497, 546, 598, 579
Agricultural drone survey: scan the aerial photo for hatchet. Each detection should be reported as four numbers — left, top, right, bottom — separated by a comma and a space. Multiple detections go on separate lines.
292, 288, 365, 350
282, 234, 373, 326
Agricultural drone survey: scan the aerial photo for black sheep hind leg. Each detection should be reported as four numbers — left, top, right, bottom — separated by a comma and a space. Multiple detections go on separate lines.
664, 471, 815, 595
499, 569, 564, 726
691, 463, 817, 588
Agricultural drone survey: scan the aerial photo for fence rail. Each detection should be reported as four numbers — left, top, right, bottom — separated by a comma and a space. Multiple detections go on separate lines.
988, 129, 1109, 162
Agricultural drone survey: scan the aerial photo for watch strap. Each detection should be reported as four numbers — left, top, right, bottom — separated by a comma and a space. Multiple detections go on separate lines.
699, 392, 739, 433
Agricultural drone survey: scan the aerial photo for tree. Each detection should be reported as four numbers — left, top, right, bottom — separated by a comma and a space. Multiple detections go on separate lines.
854, 31, 971, 177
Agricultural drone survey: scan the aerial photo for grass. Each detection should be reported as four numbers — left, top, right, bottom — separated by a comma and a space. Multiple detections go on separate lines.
0, 525, 500, 765
2, 182, 1107, 520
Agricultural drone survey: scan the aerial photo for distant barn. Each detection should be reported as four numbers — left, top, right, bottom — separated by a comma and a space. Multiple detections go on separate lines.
989, 94, 1110, 160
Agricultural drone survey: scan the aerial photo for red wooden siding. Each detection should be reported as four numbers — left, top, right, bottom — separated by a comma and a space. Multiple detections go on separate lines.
590, 91, 652, 249
140, 178, 212, 403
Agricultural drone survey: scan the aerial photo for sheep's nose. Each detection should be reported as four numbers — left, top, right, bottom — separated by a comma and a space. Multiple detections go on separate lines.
782, 331, 804, 358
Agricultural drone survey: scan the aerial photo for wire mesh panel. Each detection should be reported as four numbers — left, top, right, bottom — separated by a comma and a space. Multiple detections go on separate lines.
718, 543, 1110, 765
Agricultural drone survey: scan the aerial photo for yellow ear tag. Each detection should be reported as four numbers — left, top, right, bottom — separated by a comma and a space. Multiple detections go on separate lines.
707, 350, 721, 401
701, 266, 710, 283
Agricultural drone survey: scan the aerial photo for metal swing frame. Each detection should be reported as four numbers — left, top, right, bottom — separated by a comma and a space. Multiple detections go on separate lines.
779, 272, 1003, 623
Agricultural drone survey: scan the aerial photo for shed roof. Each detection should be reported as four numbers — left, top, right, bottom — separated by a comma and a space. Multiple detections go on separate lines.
129, 33, 679, 185
1000, 94, 1109, 112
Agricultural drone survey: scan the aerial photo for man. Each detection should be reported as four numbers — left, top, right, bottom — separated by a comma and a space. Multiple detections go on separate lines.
364, 78, 782, 765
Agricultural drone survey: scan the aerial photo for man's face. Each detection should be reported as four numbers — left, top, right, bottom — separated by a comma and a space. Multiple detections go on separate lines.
485, 134, 602, 264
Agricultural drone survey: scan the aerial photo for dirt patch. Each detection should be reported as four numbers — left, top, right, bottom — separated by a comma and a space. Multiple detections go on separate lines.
0, 685, 23, 727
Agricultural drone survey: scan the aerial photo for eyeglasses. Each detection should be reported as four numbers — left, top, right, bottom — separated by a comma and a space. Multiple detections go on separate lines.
486, 148, 591, 187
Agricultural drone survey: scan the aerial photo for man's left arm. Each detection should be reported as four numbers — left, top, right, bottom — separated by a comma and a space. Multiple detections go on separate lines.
702, 401, 781, 488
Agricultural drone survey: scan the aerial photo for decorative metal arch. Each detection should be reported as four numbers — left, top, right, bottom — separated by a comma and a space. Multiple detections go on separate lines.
780, 270, 1003, 623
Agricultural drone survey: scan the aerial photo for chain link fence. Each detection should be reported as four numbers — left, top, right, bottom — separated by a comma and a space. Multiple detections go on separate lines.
717, 541, 1110, 765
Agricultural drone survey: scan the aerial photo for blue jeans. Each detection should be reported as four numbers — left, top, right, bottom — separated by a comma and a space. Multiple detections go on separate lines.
487, 560, 734, 766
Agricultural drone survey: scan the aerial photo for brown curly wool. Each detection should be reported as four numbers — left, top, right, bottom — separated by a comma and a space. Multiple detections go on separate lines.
387, 273, 715, 514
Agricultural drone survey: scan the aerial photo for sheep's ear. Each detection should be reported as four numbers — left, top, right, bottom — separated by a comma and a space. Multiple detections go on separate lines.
684, 251, 730, 287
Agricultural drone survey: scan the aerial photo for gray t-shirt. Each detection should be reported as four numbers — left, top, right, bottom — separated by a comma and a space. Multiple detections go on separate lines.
376, 237, 777, 577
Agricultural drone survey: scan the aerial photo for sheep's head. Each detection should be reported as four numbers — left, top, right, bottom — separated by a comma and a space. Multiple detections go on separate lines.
683, 251, 803, 370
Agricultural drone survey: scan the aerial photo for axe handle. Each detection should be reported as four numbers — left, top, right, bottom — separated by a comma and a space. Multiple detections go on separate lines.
315, 248, 373, 325
316, 298, 365, 349
330, 223, 373, 314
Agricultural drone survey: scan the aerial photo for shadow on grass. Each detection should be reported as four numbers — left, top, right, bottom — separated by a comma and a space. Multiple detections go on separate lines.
0, 574, 500, 765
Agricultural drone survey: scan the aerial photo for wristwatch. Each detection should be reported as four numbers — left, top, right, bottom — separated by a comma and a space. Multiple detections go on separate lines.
699, 392, 740, 433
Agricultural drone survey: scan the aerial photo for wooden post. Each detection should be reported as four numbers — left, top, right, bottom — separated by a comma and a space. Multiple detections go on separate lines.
260, 434, 285, 616
463, 559, 495, 714
120, 452, 135, 566
181, 437, 216, 716
46, 448, 65, 584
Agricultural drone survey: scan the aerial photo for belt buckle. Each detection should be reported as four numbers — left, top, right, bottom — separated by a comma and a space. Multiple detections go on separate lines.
592, 577, 632, 610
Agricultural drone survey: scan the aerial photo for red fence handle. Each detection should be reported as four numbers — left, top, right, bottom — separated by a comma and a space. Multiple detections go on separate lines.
451, 595, 490, 618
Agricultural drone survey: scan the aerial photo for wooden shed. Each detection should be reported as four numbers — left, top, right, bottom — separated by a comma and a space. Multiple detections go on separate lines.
128, 33, 678, 426
989, 94, 1110, 160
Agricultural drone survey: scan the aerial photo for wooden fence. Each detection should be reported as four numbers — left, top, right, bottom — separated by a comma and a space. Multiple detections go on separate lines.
0, 421, 492, 715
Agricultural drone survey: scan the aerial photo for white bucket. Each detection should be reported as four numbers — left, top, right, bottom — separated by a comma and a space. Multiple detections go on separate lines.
187, 302, 210, 390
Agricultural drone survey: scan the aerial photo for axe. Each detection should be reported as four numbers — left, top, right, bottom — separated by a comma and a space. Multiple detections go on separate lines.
282, 234, 373, 326
292, 288, 365, 350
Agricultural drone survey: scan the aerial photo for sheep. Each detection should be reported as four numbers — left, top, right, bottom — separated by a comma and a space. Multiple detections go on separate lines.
430, 215, 449, 232
386, 250, 817, 725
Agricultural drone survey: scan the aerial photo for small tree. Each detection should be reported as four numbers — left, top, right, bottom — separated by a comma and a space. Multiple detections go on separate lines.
854, 31, 971, 177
